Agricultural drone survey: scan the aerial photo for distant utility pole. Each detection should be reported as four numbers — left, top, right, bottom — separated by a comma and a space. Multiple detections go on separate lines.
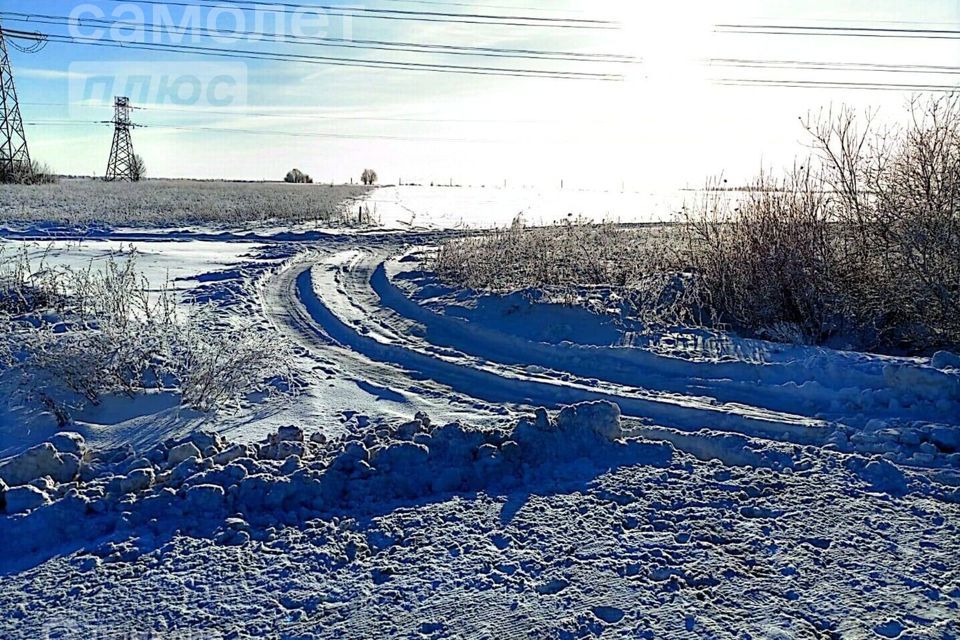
0, 21, 32, 183
105, 97, 139, 182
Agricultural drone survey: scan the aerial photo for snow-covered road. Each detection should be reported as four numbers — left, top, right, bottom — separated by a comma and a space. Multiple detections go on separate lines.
260, 241, 960, 473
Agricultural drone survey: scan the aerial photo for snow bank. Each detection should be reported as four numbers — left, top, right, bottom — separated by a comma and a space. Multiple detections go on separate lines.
844, 457, 909, 496
1, 401, 954, 569
882, 363, 960, 402
932, 350, 960, 371
382, 254, 960, 469
0, 402, 662, 561
0, 433, 86, 488
828, 420, 960, 469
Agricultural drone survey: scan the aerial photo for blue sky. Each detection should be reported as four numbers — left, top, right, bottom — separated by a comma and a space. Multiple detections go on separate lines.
4, 1, 960, 186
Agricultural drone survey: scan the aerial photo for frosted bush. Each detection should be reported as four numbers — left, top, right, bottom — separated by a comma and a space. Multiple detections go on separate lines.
435, 94, 960, 354
434, 218, 664, 292
0, 247, 294, 419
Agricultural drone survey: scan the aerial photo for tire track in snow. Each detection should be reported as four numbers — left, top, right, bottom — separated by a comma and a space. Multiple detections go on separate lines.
269, 255, 833, 445
372, 257, 960, 431
261, 251, 519, 422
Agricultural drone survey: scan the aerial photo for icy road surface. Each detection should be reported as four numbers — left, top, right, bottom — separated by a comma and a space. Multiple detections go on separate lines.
1, 221, 958, 639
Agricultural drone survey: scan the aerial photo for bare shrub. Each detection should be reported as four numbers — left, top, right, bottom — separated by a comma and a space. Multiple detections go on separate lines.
0, 247, 294, 416
674, 167, 843, 343
0, 245, 67, 316
0, 160, 58, 185
169, 310, 294, 412
673, 94, 960, 350
807, 95, 960, 348
434, 94, 960, 353
435, 217, 659, 291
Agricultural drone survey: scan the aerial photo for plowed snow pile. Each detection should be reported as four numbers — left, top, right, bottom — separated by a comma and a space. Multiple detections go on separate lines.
1, 402, 958, 638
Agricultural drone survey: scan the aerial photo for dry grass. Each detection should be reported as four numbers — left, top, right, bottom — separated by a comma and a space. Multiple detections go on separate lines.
0, 179, 371, 228
435, 219, 659, 291
672, 169, 843, 344
434, 221, 712, 330
0, 246, 293, 419
435, 94, 960, 354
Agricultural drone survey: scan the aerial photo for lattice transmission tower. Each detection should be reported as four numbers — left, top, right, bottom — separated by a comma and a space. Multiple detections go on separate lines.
105, 97, 141, 181
0, 20, 33, 183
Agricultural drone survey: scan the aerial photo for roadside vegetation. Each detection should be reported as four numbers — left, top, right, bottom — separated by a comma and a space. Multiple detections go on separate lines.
436, 94, 960, 354
0, 179, 370, 228
0, 245, 293, 423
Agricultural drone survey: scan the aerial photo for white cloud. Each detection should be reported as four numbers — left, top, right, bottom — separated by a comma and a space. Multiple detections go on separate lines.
17, 68, 91, 81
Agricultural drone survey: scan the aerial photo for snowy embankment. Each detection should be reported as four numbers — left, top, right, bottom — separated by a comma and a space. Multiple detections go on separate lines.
2, 402, 958, 637
0, 402, 662, 564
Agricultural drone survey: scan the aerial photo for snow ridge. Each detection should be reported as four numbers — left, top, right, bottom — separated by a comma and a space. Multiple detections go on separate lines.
2, 401, 957, 575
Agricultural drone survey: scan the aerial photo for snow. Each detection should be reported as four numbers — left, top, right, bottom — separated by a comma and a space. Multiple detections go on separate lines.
3, 485, 50, 514
932, 350, 960, 371
368, 185, 682, 229
0, 442, 81, 487
0, 196, 958, 638
167, 442, 202, 467
4, 238, 264, 299
116, 468, 154, 494
556, 400, 623, 440
1, 408, 958, 637
47, 432, 86, 459
379, 252, 960, 468
0, 401, 952, 559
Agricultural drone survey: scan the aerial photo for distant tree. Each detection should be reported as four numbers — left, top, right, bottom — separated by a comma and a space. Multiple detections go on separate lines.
284, 168, 313, 184
361, 169, 378, 186
130, 155, 146, 182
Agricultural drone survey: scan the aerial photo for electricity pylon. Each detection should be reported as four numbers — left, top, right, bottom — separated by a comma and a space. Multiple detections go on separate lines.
105, 97, 140, 181
0, 21, 32, 183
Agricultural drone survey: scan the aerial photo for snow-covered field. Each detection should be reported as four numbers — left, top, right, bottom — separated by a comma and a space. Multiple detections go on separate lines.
369, 185, 683, 228
1, 186, 958, 639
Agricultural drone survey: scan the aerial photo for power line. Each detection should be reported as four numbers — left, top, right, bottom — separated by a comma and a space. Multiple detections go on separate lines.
137, 103, 568, 124
23, 118, 601, 144
182, 0, 612, 25
100, 0, 618, 29
0, 12, 635, 63
718, 23, 960, 35
710, 58, 960, 76
373, 0, 580, 14
15, 30, 623, 81
715, 78, 960, 92
735, 17, 960, 27
716, 23, 960, 39
23, 101, 564, 125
